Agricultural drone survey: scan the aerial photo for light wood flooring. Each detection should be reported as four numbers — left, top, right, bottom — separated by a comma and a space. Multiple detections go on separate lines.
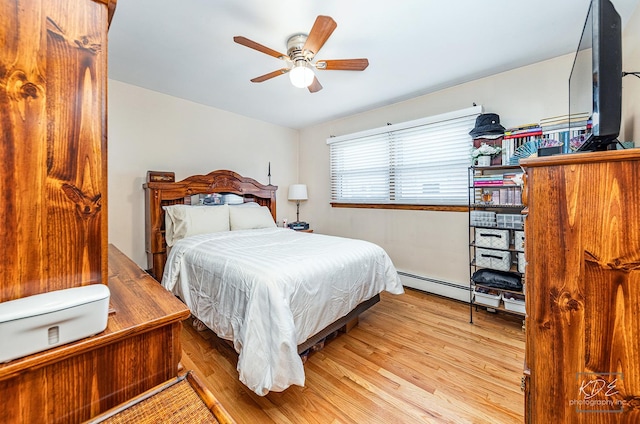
180, 288, 526, 423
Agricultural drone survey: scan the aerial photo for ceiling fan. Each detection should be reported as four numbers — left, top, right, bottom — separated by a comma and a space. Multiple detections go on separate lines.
233, 15, 369, 93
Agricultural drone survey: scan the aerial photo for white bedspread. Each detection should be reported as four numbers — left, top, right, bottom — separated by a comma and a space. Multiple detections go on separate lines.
162, 228, 403, 395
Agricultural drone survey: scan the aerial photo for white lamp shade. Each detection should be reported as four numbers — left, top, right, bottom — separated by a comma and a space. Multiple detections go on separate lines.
289, 61, 315, 88
288, 184, 308, 200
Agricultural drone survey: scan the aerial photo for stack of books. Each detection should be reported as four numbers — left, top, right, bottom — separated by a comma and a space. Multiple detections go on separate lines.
502, 123, 542, 164
539, 113, 591, 152
473, 174, 504, 187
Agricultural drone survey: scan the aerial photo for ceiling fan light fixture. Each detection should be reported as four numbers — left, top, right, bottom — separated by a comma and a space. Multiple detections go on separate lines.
234, 15, 367, 93
289, 61, 315, 88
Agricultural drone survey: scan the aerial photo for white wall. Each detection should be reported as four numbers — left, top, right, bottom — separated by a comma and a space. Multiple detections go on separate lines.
108, 80, 299, 268
298, 18, 640, 298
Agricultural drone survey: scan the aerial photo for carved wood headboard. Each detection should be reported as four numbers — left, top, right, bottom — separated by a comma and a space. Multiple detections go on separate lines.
143, 170, 278, 280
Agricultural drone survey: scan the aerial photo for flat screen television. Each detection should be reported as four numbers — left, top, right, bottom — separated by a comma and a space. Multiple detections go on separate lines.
569, 0, 622, 152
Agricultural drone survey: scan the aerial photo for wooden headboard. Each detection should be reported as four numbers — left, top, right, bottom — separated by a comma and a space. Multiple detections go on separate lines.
143, 170, 278, 280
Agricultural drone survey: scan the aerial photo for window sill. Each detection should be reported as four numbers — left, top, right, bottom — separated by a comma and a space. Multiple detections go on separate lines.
330, 203, 468, 212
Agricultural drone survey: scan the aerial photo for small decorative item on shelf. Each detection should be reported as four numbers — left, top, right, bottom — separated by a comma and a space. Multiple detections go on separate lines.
481, 189, 493, 204
508, 140, 539, 165
569, 133, 589, 151
472, 143, 502, 167
469, 113, 506, 166
537, 139, 563, 157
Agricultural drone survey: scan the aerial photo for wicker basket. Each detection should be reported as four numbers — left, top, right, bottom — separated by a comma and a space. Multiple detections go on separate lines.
85, 371, 235, 424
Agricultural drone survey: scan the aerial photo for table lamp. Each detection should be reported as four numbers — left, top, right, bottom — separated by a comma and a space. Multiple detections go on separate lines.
288, 184, 308, 224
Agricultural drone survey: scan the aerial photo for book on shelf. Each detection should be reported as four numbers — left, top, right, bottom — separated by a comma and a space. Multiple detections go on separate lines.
504, 123, 540, 132
539, 113, 591, 128
504, 127, 542, 138
474, 181, 505, 187
474, 175, 503, 180
541, 120, 590, 133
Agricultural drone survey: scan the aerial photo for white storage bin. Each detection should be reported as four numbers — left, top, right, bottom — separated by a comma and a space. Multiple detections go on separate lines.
502, 292, 526, 314
514, 230, 525, 252
518, 252, 526, 274
497, 213, 524, 229
470, 210, 496, 227
476, 247, 512, 272
475, 228, 510, 250
0, 285, 110, 363
474, 289, 501, 308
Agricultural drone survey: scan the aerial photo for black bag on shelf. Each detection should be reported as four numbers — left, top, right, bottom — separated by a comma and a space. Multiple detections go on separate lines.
471, 269, 523, 291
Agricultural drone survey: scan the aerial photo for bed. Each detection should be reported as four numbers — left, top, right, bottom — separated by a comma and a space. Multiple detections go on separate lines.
143, 170, 404, 395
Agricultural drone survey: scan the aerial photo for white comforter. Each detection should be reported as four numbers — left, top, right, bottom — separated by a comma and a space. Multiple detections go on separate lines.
162, 228, 403, 395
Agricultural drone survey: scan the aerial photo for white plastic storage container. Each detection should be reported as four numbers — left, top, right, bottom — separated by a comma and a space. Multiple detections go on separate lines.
475, 228, 510, 250
476, 248, 512, 272
496, 213, 524, 229
502, 292, 526, 314
514, 230, 525, 252
474, 289, 501, 308
518, 252, 526, 274
470, 210, 496, 227
0, 284, 110, 363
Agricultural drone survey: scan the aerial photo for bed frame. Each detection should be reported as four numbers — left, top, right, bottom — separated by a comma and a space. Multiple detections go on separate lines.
143, 169, 277, 280
143, 169, 380, 355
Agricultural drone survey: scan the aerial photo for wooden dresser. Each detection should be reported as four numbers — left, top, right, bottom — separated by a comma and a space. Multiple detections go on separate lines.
521, 149, 640, 422
0, 245, 191, 423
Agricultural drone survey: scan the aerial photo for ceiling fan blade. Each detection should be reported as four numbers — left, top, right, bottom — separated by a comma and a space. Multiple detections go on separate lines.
234, 36, 287, 60
250, 68, 289, 83
316, 59, 369, 71
303, 15, 337, 57
308, 76, 323, 93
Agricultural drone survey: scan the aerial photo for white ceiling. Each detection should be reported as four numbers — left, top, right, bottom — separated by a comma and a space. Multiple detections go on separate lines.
108, 0, 639, 130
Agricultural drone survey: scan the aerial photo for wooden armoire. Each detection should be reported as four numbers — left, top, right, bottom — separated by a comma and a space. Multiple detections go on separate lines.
0, 0, 116, 301
0, 1, 191, 423
521, 149, 640, 422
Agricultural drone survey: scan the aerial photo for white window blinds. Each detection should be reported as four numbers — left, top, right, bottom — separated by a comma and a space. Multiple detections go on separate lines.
327, 106, 482, 205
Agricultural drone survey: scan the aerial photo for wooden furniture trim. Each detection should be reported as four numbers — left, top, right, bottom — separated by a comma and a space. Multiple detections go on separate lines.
91, 0, 118, 27
143, 169, 277, 279
331, 202, 468, 212
0, 245, 190, 382
107, 0, 118, 27
187, 371, 236, 424
519, 147, 639, 167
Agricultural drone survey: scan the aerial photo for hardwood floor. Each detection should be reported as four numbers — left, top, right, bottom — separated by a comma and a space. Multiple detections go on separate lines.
180, 288, 525, 423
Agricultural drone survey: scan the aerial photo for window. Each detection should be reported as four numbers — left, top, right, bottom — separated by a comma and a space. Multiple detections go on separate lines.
327, 106, 482, 206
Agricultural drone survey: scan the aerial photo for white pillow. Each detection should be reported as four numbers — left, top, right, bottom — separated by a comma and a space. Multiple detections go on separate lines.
164, 204, 230, 246
229, 205, 276, 230
231, 201, 261, 207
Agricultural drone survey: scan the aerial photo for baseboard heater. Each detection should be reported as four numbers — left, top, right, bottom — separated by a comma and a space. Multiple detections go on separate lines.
397, 271, 470, 303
